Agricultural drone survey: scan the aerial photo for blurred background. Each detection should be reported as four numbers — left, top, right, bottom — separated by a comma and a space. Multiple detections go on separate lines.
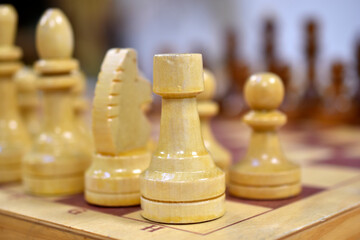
9, 0, 360, 124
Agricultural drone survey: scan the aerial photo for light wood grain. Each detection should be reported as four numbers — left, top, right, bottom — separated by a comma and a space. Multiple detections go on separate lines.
229, 73, 301, 199
283, 206, 360, 240
0, 4, 31, 183
91, 48, 152, 155
0, 176, 359, 239
22, 9, 91, 195
140, 54, 225, 223
85, 48, 152, 206
36, 8, 73, 59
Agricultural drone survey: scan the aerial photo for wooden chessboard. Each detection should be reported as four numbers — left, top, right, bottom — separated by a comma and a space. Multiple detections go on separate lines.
1, 117, 360, 240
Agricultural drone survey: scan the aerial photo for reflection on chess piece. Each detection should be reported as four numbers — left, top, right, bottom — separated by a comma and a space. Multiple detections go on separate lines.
0, 5, 31, 183
23, 9, 91, 195
71, 69, 93, 151
198, 69, 231, 175
85, 48, 152, 206
299, 20, 321, 120
14, 67, 41, 138
140, 54, 225, 223
319, 61, 353, 125
229, 73, 301, 199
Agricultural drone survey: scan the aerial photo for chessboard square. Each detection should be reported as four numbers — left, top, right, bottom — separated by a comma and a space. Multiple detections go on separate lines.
285, 146, 332, 165
56, 193, 141, 217
318, 127, 360, 145
226, 185, 324, 209
321, 155, 360, 169
301, 164, 360, 188
123, 200, 271, 234
345, 144, 360, 159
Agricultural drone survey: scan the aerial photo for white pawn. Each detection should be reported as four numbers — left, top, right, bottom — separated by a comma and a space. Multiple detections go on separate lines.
229, 73, 301, 199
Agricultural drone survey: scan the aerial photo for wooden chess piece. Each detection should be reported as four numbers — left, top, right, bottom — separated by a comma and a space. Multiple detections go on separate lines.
140, 54, 226, 223
232, 51, 250, 110
85, 48, 152, 206
222, 29, 250, 116
318, 61, 353, 125
299, 20, 321, 120
263, 18, 279, 74
229, 73, 301, 199
225, 29, 238, 85
14, 67, 41, 139
0, 5, 31, 183
198, 69, 231, 174
279, 64, 301, 121
71, 69, 93, 150
22, 9, 91, 195
352, 39, 360, 124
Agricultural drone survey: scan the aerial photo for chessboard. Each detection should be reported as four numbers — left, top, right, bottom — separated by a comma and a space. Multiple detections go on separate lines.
1, 117, 360, 240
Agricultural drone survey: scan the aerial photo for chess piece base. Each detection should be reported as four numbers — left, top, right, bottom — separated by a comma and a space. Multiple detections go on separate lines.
228, 182, 301, 200
85, 151, 151, 206
0, 168, 21, 183
85, 190, 140, 206
140, 194, 225, 224
230, 167, 301, 186
23, 175, 84, 196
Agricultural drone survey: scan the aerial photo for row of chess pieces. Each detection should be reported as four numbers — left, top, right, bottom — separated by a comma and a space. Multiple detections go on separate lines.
222, 19, 360, 125
1, 5, 300, 224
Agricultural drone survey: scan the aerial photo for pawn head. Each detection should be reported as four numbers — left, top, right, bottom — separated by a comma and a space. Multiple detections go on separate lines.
197, 69, 216, 101
244, 73, 284, 110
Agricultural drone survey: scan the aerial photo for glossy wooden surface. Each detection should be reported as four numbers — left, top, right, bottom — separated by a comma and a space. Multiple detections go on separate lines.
0, 4, 31, 183
22, 9, 91, 196
36, 8, 73, 59
0, 4, 22, 60
229, 73, 301, 199
140, 54, 225, 223
0, 122, 360, 239
85, 48, 152, 206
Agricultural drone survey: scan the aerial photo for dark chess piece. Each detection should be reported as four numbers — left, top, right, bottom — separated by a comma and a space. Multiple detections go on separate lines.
298, 19, 322, 121
279, 64, 301, 121
222, 29, 250, 116
352, 39, 360, 124
318, 61, 354, 125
